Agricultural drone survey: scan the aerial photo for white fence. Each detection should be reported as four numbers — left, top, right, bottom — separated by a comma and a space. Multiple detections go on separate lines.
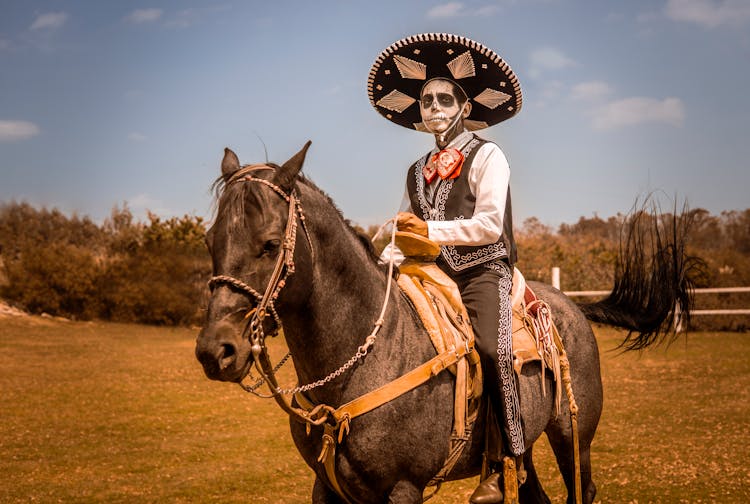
551, 267, 750, 317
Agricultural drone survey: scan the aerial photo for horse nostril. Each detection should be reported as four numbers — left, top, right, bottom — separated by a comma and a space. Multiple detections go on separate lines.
219, 343, 236, 370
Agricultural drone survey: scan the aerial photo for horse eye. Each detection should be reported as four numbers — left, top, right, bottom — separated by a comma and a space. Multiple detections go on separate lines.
262, 239, 281, 255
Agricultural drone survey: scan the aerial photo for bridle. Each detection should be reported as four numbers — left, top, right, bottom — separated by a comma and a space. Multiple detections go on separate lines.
207, 165, 397, 426
208, 166, 312, 406
209, 165, 311, 350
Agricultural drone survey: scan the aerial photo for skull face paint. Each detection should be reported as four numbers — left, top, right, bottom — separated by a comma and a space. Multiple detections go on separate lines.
419, 79, 469, 139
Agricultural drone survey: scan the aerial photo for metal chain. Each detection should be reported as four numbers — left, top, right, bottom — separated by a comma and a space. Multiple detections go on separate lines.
240, 351, 293, 394
276, 335, 377, 395
270, 219, 398, 397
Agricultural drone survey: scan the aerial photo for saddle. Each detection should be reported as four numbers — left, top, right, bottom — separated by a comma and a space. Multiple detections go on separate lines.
394, 232, 564, 493
395, 232, 563, 401
397, 260, 484, 431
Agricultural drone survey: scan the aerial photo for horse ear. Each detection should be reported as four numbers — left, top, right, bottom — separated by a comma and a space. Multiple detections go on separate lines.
276, 141, 312, 191
221, 148, 241, 179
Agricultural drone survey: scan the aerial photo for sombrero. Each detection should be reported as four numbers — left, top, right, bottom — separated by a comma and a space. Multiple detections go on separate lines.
367, 33, 522, 131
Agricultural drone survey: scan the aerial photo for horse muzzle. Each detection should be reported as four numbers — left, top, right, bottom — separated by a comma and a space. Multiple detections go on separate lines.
195, 320, 254, 382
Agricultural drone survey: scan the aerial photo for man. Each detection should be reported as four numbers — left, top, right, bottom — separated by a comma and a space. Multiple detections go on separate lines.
368, 33, 523, 503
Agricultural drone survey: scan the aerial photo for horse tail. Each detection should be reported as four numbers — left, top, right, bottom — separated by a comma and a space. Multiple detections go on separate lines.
576, 200, 707, 351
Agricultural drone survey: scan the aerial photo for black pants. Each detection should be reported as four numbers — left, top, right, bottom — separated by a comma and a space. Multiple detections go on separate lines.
443, 260, 524, 456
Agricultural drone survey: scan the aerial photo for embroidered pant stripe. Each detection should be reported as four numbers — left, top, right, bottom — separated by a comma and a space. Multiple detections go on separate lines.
495, 268, 524, 455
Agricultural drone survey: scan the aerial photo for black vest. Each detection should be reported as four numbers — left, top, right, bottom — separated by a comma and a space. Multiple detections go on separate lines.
406, 135, 517, 272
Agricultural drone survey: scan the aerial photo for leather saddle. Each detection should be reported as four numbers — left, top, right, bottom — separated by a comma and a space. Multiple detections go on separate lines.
394, 231, 562, 391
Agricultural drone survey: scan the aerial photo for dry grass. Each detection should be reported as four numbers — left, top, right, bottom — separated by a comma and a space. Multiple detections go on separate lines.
1, 315, 748, 503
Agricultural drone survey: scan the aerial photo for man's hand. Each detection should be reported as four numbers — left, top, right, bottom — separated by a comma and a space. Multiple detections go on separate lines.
396, 212, 428, 238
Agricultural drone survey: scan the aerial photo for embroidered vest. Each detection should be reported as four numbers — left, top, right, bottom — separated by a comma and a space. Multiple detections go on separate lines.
406, 136, 517, 272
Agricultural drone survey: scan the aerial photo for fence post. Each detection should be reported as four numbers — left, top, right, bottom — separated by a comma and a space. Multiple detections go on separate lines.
551, 267, 560, 290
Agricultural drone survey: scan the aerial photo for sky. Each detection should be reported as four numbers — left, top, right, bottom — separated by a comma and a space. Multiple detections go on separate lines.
1, 0, 749, 229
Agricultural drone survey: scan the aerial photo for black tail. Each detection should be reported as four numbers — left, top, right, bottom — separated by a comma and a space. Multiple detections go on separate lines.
577, 200, 706, 351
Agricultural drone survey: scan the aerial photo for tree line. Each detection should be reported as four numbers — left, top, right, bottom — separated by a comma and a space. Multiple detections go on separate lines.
1, 201, 748, 330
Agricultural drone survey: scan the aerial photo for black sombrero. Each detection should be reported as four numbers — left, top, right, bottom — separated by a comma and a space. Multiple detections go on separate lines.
368, 33, 522, 131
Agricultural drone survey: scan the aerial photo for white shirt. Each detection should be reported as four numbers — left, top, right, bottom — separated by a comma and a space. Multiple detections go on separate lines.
381, 130, 511, 264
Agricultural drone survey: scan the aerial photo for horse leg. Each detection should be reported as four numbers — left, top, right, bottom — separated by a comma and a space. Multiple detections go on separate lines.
518, 447, 552, 504
312, 477, 347, 504
387, 480, 423, 504
545, 426, 597, 504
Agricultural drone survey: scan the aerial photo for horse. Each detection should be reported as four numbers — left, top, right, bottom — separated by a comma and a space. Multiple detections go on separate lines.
195, 142, 700, 504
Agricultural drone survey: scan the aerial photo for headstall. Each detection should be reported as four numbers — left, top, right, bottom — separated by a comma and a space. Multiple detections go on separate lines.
206, 165, 395, 426
207, 167, 311, 402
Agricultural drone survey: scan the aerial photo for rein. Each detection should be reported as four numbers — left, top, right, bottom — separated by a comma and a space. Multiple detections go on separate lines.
208, 167, 399, 427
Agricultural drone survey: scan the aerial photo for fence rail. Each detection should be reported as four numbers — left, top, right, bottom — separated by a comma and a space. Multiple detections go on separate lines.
551, 267, 750, 316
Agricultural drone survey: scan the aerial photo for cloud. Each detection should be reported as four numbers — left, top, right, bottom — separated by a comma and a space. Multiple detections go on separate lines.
128, 132, 147, 142
0, 120, 40, 142
528, 47, 576, 78
127, 8, 163, 24
30, 12, 69, 30
570, 81, 613, 102
590, 97, 686, 130
475, 5, 502, 16
428, 2, 466, 17
426, 2, 500, 18
128, 193, 172, 217
165, 9, 200, 28
664, 0, 750, 28
129, 193, 159, 208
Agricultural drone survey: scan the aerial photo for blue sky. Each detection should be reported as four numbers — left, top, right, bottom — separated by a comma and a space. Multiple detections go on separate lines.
1, 0, 749, 228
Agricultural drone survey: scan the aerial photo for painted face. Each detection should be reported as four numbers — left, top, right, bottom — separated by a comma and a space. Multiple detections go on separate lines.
419, 79, 465, 135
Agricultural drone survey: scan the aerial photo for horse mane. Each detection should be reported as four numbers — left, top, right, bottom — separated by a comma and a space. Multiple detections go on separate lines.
295, 173, 382, 263
209, 164, 279, 232
210, 166, 381, 264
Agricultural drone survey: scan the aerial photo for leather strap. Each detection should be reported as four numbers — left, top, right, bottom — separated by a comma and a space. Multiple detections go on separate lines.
332, 343, 473, 423
298, 343, 475, 503
318, 424, 360, 504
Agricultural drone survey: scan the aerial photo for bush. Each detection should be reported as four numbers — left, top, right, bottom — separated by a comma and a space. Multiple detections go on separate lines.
0, 202, 210, 325
3, 242, 102, 319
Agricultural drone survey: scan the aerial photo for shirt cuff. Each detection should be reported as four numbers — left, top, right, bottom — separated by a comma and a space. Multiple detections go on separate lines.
426, 220, 455, 244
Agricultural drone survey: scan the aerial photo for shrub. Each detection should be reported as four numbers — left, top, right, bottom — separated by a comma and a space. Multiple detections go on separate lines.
0, 202, 210, 325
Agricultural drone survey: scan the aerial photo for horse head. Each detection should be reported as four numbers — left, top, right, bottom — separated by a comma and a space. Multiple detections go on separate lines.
195, 142, 313, 382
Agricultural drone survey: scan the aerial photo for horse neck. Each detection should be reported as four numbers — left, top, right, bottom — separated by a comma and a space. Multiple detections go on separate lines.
278, 184, 403, 401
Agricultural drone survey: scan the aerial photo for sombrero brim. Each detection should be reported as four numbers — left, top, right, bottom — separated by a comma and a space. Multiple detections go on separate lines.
368, 33, 522, 131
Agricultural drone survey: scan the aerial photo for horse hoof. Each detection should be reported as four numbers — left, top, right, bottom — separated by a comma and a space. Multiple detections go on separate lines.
469, 472, 503, 503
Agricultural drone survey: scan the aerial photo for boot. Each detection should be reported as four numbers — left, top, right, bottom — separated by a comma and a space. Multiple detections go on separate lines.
469, 471, 503, 504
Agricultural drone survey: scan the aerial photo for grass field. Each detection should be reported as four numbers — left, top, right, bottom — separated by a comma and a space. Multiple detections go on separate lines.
1, 314, 748, 503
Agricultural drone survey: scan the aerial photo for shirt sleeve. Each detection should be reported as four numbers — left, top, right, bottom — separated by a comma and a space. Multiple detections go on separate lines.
425, 142, 510, 246
378, 186, 412, 265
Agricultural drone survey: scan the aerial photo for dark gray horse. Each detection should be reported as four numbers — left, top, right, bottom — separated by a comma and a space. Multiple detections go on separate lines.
195, 143, 699, 504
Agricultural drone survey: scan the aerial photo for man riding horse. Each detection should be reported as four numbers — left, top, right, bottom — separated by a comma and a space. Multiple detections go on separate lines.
369, 33, 523, 503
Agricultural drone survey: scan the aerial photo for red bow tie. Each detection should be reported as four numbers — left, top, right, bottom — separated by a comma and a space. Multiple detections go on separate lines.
423, 148, 465, 184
